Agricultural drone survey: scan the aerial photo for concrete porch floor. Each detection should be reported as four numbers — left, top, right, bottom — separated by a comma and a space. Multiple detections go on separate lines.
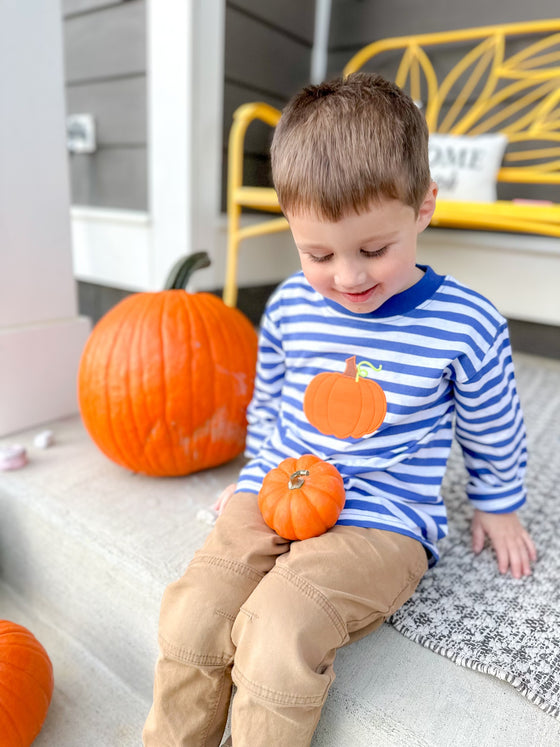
1, 414, 560, 746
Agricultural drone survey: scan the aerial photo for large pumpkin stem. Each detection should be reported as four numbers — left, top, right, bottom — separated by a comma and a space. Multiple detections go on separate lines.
164, 251, 211, 290
289, 469, 310, 490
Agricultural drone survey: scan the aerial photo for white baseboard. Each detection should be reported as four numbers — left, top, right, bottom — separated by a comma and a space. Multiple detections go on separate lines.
71, 207, 154, 291
70, 207, 300, 293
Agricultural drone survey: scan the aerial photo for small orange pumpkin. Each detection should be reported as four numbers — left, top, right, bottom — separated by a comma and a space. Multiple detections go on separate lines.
0, 620, 54, 747
303, 355, 387, 439
78, 252, 258, 477
258, 454, 346, 540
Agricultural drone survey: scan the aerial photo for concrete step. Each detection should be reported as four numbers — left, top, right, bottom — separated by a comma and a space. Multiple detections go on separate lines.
0, 415, 243, 703
0, 581, 148, 746
2, 410, 560, 746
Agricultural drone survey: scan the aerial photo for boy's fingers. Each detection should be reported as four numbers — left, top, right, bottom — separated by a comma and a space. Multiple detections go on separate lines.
516, 539, 534, 578
471, 512, 536, 578
495, 543, 510, 575
511, 533, 537, 577
520, 546, 533, 577
523, 531, 538, 562
471, 521, 485, 554
492, 535, 519, 576
522, 533, 537, 574
508, 543, 525, 579
496, 537, 534, 579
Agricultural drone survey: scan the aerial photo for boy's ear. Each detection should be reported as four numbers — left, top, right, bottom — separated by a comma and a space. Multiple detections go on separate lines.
416, 182, 438, 233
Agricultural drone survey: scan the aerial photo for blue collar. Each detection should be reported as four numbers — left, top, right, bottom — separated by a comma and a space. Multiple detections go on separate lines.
322, 265, 445, 318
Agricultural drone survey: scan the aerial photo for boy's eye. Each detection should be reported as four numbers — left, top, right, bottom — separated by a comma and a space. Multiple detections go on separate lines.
306, 246, 388, 262
361, 246, 388, 258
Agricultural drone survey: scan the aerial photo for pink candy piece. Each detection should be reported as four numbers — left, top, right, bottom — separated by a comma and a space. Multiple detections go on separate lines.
0, 444, 28, 471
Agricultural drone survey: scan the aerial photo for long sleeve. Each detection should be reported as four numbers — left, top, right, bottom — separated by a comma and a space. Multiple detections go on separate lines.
244, 307, 286, 459
453, 322, 527, 513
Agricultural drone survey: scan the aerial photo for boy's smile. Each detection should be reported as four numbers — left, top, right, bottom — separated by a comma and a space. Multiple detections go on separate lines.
287, 189, 436, 314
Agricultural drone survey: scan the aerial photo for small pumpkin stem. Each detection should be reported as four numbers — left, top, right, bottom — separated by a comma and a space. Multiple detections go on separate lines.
343, 356, 382, 382
343, 356, 358, 378
289, 469, 310, 490
164, 252, 211, 290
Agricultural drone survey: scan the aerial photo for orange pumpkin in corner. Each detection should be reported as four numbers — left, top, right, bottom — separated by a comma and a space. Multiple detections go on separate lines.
78, 252, 258, 477
0, 620, 54, 747
258, 455, 346, 540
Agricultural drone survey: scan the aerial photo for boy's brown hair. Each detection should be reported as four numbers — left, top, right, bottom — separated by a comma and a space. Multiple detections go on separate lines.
270, 72, 431, 220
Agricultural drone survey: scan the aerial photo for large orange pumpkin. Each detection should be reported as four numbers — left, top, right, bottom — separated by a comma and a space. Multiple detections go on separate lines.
303, 355, 387, 439
258, 454, 346, 540
78, 252, 258, 476
0, 621, 54, 747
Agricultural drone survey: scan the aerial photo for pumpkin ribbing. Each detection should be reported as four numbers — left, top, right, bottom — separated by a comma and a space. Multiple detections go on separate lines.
78, 253, 258, 477
258, 455, 346, 540
0, 621, 54, 747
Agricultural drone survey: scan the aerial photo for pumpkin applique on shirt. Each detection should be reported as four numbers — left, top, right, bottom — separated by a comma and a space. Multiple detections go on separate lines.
303, 355, 387, 439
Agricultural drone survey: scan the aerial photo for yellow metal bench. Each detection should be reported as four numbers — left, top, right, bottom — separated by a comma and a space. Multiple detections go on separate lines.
224, 19, 560, 307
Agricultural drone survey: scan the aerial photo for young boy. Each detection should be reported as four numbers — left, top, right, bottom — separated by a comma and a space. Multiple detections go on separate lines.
143, 73, 536, 746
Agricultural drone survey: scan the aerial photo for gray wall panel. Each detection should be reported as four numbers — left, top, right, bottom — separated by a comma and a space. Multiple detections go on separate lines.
223, 2, 313, 208
69, 147, 147, 210
77, 280, 132, 324
230, 0, 316, 44
63, 0, 147, 210
225, 6, 311, 98
66, 76, 146, 146
328, 0, 560, 63
64, 0, 146, 83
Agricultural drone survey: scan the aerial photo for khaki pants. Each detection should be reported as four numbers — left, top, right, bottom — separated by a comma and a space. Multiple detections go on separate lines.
143, 492, 427, 747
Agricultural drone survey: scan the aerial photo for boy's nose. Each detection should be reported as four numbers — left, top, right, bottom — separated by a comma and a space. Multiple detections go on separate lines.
334, 262, 367, 291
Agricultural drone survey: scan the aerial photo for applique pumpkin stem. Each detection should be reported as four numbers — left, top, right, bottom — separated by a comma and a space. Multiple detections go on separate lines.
343, 356, 358, 378
344, 355, 382, 382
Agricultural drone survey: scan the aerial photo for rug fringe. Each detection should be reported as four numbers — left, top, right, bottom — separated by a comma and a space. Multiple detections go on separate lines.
390, 620, 560, 721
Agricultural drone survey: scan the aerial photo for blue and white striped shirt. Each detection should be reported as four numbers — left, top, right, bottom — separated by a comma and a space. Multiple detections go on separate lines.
236, 266, 527, 565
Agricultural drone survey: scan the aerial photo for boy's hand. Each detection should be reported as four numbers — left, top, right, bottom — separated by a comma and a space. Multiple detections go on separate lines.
212, 483, 236, 515
471, 510, 537, 578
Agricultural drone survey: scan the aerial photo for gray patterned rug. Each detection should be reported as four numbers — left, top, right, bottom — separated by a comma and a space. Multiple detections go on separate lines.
390, 352, 560, 719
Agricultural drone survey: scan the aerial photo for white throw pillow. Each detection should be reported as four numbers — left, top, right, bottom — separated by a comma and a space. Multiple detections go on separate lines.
429, 133, 508, 203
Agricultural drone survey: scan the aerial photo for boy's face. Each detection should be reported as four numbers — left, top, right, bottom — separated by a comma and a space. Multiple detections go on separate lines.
287, 186, 437, 314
